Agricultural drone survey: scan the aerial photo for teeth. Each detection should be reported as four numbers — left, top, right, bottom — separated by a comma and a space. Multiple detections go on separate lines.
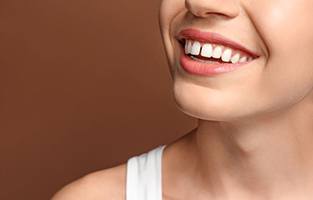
239, 56, 247, 63
185, 40, 193, 54
221, 48, 232, 62
183, 40, 255, 64
200, 44, 213, 58
190, 41, 201, 55
212, 46, 223, 59
231, 53, 240, 64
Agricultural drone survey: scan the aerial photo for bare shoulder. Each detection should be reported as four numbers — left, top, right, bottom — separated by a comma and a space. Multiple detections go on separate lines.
51, 163, 126, 200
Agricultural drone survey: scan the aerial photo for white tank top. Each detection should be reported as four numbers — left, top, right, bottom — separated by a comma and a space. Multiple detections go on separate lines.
126, 144, 166, 200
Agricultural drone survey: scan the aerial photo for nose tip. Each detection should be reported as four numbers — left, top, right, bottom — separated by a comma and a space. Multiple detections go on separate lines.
185, 0, 240, 19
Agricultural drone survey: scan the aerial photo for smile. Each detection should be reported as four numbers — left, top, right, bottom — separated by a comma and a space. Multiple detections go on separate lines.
185, 40, 253, 64
176, 28, 260, 76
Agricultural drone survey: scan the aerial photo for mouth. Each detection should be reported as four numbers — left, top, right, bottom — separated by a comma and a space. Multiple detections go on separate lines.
175, 28, 261, 76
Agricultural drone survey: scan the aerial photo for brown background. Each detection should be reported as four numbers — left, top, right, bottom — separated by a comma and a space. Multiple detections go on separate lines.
0, 0, 196, 199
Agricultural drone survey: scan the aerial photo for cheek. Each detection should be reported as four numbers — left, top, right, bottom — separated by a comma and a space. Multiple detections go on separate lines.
159, 0, 184, 31
252, 0, 313, 105
159, 0, 185, 74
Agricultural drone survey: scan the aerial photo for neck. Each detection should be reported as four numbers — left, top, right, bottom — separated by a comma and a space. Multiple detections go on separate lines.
189, 95, 313, 198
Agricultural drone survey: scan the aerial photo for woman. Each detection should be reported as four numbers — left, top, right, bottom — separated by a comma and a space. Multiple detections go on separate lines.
52, 0, 313, 199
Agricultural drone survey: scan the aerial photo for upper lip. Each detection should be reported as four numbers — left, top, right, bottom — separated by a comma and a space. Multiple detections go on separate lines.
176, 28, 260, 58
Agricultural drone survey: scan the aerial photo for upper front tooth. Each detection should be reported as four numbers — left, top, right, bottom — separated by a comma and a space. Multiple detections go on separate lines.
200, 44, 213, 58
190, 41, 201, 55
212, 46, 223, 59
185, 40, 193, 54
221, 48, 232, 62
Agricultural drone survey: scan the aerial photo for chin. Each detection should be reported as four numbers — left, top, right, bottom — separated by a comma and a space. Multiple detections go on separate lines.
172, 81, 264, 122
173, 98, 250, 122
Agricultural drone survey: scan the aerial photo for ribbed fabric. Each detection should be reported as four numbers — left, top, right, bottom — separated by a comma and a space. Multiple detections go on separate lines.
126, 144, 166, 200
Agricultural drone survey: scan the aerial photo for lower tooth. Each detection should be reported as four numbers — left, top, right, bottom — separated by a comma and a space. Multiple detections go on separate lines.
190, 55, 229, 63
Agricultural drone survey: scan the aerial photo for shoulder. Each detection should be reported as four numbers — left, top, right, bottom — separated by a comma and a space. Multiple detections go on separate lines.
51, 163, 127, 200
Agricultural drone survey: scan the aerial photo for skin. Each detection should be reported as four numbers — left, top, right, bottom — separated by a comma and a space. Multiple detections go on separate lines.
52, 0, 313, 199
159, 0, 313, 199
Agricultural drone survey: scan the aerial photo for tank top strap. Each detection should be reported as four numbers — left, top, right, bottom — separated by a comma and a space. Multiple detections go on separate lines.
126, 144, 166, 200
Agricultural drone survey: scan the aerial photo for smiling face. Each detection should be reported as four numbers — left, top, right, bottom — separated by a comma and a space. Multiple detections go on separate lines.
159, 0, 313, 121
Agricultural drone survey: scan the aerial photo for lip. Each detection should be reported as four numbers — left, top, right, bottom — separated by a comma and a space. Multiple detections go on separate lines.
175, 28, 260, 76
179, 50, 252, 76
176, 28, 260, 58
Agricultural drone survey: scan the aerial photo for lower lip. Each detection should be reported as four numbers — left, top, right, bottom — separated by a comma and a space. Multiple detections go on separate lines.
179, 47, 253, 76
